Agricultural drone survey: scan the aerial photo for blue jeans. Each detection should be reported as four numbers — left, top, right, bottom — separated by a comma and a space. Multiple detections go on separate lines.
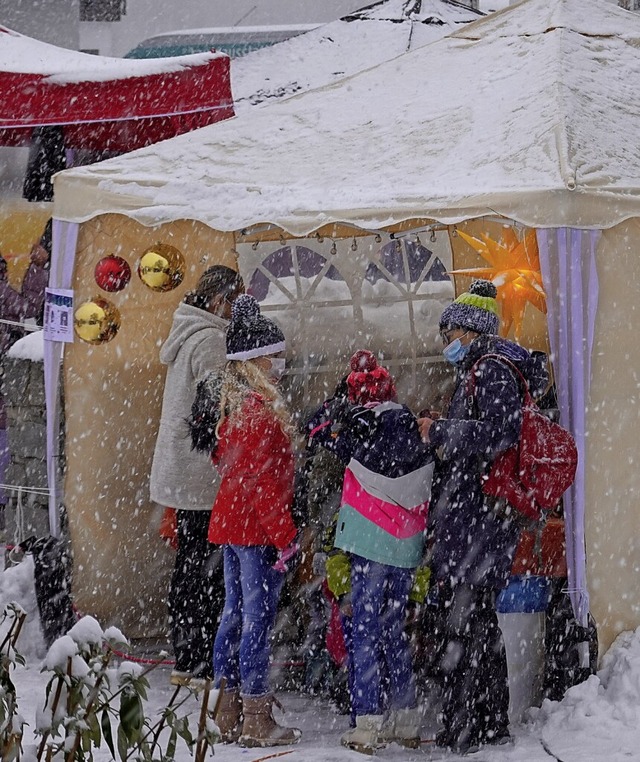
350, 554, 416, 716
213, 544, 284, 696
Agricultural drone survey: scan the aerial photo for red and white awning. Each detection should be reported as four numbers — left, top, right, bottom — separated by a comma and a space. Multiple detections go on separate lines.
0, 25, 234, 151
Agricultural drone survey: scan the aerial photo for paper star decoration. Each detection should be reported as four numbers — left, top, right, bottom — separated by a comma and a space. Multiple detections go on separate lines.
450, 228, 546, 340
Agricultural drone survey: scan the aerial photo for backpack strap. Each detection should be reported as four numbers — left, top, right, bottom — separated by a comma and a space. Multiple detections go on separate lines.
465, 353, 534, 408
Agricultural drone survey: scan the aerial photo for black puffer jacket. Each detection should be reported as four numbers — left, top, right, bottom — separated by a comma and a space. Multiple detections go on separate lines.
427, 334, 549, 589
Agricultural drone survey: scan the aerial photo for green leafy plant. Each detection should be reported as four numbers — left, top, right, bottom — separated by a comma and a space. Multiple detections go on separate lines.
0, 603, 27, 761
31, 615, 219, 761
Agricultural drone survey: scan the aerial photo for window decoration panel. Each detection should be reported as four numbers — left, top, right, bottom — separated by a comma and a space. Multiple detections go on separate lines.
236, 232, 454, 413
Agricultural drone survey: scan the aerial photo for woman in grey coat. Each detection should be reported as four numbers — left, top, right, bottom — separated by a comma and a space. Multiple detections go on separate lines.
150, 265, 244, 686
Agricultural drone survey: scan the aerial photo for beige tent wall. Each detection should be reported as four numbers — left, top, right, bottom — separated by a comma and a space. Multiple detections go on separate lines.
586, 220, 640, 654
64, 214, 235, 638
62, 214, 554, 640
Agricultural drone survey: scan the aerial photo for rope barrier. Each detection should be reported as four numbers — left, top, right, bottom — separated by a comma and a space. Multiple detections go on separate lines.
0, 483, 51, 497
110, 648, 175, 667
0, 318, 41, 332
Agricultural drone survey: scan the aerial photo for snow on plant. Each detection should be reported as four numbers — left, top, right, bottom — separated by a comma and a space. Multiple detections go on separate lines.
0, 603, 27, 761
33, 615, 218, 761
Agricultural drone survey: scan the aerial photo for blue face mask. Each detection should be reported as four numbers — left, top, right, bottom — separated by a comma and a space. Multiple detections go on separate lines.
443, 338, 470, 365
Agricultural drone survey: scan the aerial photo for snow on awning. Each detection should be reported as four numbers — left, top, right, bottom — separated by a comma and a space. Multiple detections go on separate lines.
0, 26, 234, 151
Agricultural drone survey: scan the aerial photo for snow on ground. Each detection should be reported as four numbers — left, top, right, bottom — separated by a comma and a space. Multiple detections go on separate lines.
3, 555, 640, 760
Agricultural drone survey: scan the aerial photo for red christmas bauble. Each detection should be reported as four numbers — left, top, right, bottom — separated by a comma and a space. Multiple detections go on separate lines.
95, 255, 131, 292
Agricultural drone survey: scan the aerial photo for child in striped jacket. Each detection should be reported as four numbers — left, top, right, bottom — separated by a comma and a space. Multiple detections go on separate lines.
311, 350, 433, 754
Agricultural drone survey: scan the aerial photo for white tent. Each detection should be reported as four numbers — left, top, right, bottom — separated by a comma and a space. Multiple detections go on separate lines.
231, 0, 483, 111
55, 0, 640, 233
51, 0, 640, 652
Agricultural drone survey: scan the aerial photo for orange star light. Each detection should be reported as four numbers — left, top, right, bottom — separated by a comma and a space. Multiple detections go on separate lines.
450, 228, 546, 340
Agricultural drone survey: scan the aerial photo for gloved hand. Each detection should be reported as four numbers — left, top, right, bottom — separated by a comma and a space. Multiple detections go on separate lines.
338, 593, 353, 618
409, 566, 431, 604
273, 541, 300, 573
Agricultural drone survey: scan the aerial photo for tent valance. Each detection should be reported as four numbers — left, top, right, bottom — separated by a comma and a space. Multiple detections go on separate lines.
0, 26, 234, 152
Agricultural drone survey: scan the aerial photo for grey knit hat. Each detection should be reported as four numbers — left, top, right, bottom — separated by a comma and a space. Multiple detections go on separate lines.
439, 279, 500, 335
226, 294, 286, 360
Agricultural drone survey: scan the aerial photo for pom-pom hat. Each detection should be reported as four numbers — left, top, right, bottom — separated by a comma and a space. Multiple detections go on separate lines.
347, 349, 397, 405
226, 294, 286, 360
439, 279, 500, 336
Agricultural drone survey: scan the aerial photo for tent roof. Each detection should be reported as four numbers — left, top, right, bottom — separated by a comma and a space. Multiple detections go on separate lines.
231, 0, 483, 111
0, 26, 234, 151
54, 0, 640, 233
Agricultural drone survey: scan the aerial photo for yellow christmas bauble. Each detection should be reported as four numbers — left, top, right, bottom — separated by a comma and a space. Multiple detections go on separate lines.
74, 297, 121, 344
137, 243, 185, 292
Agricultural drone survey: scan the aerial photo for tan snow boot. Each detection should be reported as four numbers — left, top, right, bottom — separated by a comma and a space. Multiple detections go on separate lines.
379, 707, 422, 749
238, 694, 302, 748
341, 714, 385, 755
214, 688, 243, 743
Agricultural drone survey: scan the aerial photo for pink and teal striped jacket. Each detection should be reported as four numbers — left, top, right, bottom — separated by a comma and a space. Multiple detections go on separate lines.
331, 402, 434, 568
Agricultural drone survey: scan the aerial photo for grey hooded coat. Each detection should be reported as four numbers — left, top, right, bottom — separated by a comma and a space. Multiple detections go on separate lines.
150, 303, 227, 511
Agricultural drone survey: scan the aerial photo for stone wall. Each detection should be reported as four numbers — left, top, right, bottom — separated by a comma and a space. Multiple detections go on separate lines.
1, 356, 61, 541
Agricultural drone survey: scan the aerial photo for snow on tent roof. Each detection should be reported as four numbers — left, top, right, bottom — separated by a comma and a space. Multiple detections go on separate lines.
54, 0, 640, 234
231, 0, 483, 111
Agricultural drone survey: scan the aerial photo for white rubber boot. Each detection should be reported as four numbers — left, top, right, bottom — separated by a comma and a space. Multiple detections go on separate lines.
341, 714, 385, 755
380, 708, 422, 749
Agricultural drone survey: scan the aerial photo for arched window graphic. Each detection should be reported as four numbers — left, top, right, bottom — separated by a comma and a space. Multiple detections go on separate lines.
360, 237, 454, 366
365, 239, 450, 285
237, 233, 454, 414
240, 243, 355, 407
248, 245, 343, 303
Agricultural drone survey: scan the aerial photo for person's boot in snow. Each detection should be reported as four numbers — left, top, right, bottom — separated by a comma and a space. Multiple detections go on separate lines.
214, 688, 243, 743
238, 694, 301, 747
341, 714, 385, 754
379, 707, 422, 748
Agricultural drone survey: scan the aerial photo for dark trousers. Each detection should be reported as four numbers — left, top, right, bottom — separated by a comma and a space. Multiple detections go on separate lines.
168, 510, 224, 678
436, 583, 510, 748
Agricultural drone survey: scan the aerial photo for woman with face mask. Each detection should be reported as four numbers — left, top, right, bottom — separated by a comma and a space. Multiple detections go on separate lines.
150, 265, 244, 689
189, 294, 301, 748
418, 279, 549, 755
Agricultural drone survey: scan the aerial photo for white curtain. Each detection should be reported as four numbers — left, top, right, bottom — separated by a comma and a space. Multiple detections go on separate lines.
536, 228, 600, 629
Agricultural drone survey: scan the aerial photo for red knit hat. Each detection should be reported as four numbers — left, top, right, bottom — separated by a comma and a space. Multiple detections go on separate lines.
347, 350, 397, 405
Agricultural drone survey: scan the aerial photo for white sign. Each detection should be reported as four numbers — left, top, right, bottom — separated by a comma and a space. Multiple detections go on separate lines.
43, 288, 74, 343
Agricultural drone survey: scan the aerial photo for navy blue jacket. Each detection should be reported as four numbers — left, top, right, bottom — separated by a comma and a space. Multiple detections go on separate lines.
427, 335, 549, 589
310, 400, 432, 478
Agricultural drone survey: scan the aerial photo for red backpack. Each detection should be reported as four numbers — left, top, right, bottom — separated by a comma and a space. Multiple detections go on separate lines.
468, 354, 578, 523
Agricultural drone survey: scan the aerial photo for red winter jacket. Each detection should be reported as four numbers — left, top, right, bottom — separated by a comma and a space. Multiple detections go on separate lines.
208, 392, 297, 550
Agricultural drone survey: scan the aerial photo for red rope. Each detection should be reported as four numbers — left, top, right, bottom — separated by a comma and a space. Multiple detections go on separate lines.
110, 648, 175, 666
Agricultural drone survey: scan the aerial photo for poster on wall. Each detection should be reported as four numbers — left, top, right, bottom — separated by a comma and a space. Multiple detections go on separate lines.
43, 287, 74, 342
